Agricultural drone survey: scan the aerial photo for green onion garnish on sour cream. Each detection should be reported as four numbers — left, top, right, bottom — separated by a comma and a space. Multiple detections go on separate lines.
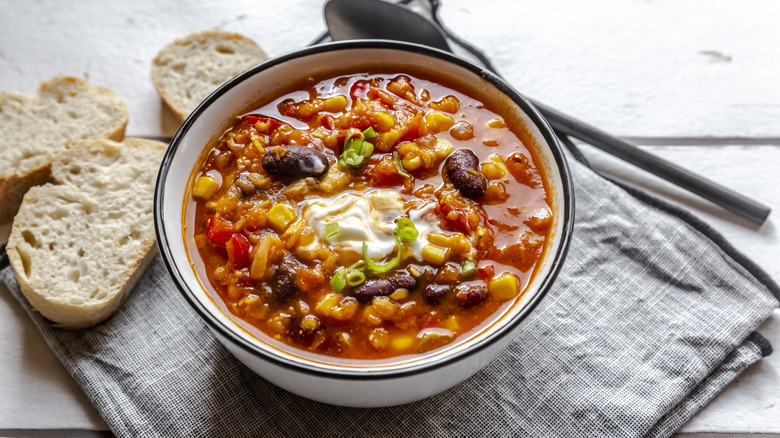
323, 222, 342, 241
361, 218, 419, 275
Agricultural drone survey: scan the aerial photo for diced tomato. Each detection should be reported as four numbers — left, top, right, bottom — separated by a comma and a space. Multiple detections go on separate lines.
205, 216, 234, 245
400, 112, 426, 141
349, 81, 367, 100
368, 156, 405, 187
478, 264, 495, 281
226, 233, 251, 268
437, 203, 472, 234
240, 115, 263, 125
320, 114, 335, 130
241, 115, 280, 133
367, 87, 418, 113
421, 311, 440, 328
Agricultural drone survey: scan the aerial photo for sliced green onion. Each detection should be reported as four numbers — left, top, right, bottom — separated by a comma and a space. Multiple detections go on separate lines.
394, 217, 418, 243
323, 223, 342, 240
362, 126, 377, 140
338, 129, 374, 169
330, 268, 347, 293
362, 238, 403, 274
360, 140, 374, 158
393, 151, 411, 178
345, 269, 366, 286
461, 260, 477, 278
344, 128, 364, 143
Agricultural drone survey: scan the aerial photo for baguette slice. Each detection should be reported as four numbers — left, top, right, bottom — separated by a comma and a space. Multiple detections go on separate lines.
150, 30, 269, 121
6, 138, 166, 329
0, 76, 128, 222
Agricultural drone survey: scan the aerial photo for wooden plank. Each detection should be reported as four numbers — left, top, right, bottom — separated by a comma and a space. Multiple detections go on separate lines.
1, 0, 778, 138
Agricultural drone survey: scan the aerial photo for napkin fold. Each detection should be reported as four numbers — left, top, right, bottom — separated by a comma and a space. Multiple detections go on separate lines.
2, 147, 777, 437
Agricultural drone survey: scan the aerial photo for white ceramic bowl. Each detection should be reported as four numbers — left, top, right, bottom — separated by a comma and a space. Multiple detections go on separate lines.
155, 40, 574, 407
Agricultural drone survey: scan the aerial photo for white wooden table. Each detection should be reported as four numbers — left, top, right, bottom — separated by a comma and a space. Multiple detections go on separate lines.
1, 0, 778, 436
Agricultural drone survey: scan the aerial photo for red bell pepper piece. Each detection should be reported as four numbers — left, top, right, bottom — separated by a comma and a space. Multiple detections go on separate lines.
478, 264, 495, 281
421, 311, 440, 328
226, 233, 251, 268
437, 203, 472, 234
205, 216, 234, 245
349, 81, 367, 100
320, 114, 335, 130
368, 156, 405, 187
240, 115, 264, 125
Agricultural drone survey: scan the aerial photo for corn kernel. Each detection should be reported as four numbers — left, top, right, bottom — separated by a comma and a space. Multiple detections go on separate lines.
267, 202, 296, 232
489, 272, 519, 301
315, 293, 341, 315
427, 232, 471, 254
402, 155, 423, 171
193, 176, 219, 200
375, 130, 401, 152
481, 162, 506, 180
488, 118, 507, 128
442, 316, 460, 332
297, 99, 322, 118
389, 289, 408, 301
390, 334, 415, 351
428, 95, 460, 113
322, 95, 348, 113
422, 244, 450, 265
425, 112, 455, 133
373, 112, 396, 131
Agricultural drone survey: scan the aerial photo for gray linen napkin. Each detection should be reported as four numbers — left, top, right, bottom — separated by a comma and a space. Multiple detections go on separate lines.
1, 155, 778, 438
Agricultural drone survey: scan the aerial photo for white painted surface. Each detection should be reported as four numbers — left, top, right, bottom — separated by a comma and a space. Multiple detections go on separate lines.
0, 0, 779, 434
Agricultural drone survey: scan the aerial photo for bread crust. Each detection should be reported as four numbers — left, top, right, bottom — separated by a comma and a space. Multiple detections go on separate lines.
0, 77, 128, 222
150, 30, 268, 120
6, 138, 165, 329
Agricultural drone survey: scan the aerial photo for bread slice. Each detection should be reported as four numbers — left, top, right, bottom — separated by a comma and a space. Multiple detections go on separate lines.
6, 138, 166, 329
150, 30, 269, 121
0, 76, 128, 223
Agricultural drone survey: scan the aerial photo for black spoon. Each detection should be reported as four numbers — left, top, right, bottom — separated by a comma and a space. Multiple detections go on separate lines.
322, 0, 771, 226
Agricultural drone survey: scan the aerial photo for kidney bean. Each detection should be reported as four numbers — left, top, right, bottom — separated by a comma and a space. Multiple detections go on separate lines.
423, 284, 451, 304
455, 284, 488, 307
389, 271, 418, 291
262, 145, 329, 179
353, 271, 418, 302
444, 149, 487, 199
271, 264, 299, 302
352, 279, 394, 302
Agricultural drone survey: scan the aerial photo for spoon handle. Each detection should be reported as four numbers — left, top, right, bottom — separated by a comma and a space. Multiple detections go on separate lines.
533, 100, 771, 225
426, 0, 771, 225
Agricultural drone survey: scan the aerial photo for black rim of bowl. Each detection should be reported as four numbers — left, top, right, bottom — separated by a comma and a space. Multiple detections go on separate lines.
154, 39, 574, 380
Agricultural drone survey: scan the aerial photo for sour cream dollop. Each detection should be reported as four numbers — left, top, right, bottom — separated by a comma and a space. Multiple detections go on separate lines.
302, 190, 444, 260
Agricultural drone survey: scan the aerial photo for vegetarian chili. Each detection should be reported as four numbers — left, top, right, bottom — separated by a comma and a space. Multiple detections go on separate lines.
187, 72, 553, 359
